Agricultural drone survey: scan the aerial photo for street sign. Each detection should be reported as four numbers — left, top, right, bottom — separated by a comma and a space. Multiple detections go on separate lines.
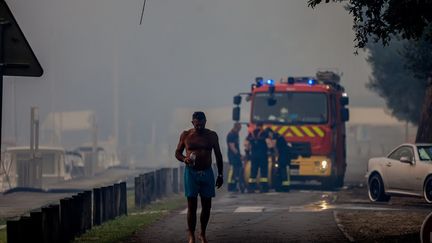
0, 0, 43, 151
0, 0, 43, 77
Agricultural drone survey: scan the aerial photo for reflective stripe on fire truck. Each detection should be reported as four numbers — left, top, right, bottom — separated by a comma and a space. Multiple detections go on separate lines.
267, 125, 325, 138
278, 126, 288, 135
311, 126, 325, 137
289, 126, 304, 137
300, 126, 315, 137
265, 125, 325, 138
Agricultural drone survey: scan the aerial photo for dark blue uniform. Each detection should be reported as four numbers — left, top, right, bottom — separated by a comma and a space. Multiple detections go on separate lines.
226, 130, 242, 191
246, 128, 269, 192
274, 133, 291, 191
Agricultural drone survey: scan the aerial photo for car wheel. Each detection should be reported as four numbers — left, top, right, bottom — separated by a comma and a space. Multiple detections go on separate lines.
368, 174, 390, 202
423, 176, 432, 204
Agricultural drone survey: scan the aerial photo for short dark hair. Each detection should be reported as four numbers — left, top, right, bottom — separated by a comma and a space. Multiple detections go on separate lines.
192, 111, 206, 121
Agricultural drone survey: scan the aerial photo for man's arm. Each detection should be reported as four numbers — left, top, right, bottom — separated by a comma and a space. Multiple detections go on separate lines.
175, 131, 187, 162
228, 143, 238, 154
212, 132, 223, 176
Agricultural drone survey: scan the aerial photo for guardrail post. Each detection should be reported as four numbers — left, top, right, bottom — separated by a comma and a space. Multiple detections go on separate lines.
71, 195, 80, 237
20, 216, 33, 242
157, 169, 163, 198
42, 205, 60, 243
141, 173, 151, 205
93, 188, 102, 226
7, 218, 21, 243
134, 175, 141, 208
114, 183, 121, 218
163, 168, 170, 196
30, 211, 43, 242
119, 181, 127, 216
149, 172, 156, 201
108, 185, 115, 220
83, 190, 92, 231
101, 187, 108, 223
60, 198, 72, 242
139, 174, 145, 207
173, 167, 179, 194
179, 166, 185, 192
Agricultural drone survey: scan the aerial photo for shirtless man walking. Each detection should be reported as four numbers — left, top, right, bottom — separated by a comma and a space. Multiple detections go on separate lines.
175, 111, 224, 243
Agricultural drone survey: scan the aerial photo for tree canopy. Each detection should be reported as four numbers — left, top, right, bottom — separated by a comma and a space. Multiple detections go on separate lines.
366, 39, 428, 124
308, 0, 432, 49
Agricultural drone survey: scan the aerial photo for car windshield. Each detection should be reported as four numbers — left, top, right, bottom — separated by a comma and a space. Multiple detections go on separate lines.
252, 92, 328, 124
418, 146, 432, 161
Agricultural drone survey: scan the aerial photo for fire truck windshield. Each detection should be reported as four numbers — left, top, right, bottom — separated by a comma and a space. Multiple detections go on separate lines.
252, 92, 328, 124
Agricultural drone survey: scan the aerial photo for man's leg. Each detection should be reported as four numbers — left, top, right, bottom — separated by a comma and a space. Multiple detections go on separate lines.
227, 164, 237, 192
187, 197, 198, 243
199, 197, 212, 243
259, 156, 269, 192
248, 157, 258, 192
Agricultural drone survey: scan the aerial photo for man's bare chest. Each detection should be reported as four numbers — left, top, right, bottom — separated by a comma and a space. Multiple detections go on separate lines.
185, 134, 213, 151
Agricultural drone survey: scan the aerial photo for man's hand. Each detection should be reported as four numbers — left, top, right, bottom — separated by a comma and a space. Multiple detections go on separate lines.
183, 157, 192, 165
216, 175, 223, 189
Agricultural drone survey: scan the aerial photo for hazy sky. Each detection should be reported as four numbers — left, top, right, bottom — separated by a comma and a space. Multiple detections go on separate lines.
3, 0, 383, 151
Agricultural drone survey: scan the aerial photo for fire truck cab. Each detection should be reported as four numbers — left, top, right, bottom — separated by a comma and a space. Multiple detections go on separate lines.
233, 70, 349, 189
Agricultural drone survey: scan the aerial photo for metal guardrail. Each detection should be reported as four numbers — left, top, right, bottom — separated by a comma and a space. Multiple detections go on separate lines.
6, 182, 127, 243
134, 167, 182, 208
5, 166, 186, 242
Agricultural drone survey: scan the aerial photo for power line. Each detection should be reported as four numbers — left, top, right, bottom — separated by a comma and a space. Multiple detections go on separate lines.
139, 0, 147, 25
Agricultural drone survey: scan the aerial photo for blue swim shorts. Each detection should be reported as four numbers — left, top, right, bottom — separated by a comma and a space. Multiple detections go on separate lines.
184, 166, 215, 198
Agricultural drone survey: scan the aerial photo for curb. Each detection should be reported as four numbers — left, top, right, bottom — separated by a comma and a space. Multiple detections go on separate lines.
333, 210, 355, 242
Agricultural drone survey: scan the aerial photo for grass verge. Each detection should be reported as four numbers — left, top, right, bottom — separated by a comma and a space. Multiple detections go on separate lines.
73, 192, 185, 243
0, 229, 5, 243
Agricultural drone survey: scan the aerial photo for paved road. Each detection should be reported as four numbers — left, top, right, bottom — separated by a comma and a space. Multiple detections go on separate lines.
130, 189, 348, 243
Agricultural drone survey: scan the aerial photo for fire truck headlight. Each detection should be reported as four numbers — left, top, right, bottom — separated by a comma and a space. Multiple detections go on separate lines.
320, 160, 328, 170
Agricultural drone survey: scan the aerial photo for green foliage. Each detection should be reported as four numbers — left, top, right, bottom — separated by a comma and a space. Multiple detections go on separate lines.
366, 39, 428, 124
403, 37, 432, 80
308, 0, 432, 124
308, 0, 432, 50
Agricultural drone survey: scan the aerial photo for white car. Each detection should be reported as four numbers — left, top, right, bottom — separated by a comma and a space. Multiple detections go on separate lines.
366, 143, 432, 203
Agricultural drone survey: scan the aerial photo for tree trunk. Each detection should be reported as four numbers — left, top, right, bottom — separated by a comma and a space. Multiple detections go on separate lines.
415, 76, 432, 143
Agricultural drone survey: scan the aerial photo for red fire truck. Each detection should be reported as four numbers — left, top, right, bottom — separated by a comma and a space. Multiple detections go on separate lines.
232, 70, 349, 189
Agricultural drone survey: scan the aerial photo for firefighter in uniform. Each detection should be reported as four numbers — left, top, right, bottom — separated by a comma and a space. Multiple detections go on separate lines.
226, 123, 242, 192
245, 123, 269, 193
266, 128, 291, 192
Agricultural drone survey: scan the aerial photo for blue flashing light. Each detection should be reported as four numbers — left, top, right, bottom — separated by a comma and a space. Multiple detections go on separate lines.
266, 79, 275, 85
308, 79, 315, 85
255, 77, 264, 87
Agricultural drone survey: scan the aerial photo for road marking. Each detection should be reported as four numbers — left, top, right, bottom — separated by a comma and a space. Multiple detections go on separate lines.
335, 205, 402, 211
180, 204, 404, 214
333, 211, 355, 242
234, 206, 265, 213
